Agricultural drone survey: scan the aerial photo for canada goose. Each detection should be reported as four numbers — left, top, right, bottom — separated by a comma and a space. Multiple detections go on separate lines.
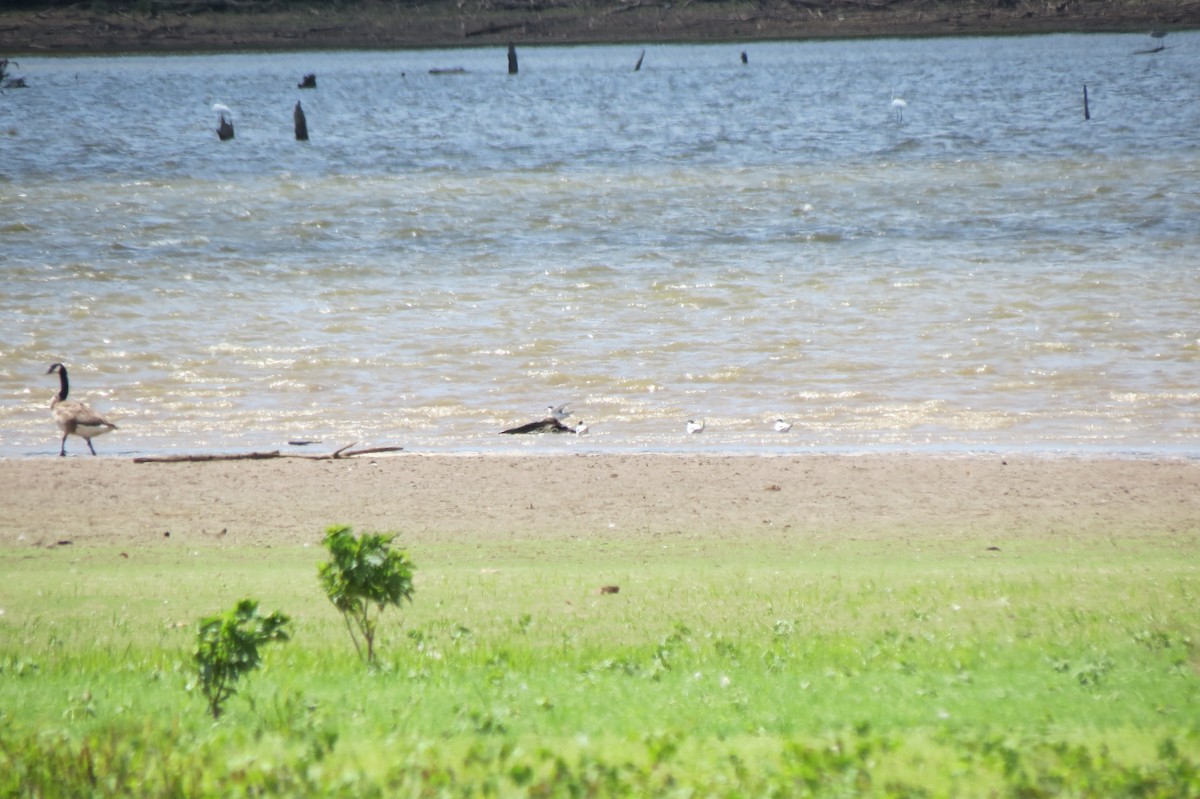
46, 363, 117, 456
686, 419, 705, 434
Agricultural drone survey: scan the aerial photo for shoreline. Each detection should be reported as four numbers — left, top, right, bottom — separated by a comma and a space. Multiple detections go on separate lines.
6, 445, 1200, 461
2, 1, 1196, 56
3, 453, 1196, 549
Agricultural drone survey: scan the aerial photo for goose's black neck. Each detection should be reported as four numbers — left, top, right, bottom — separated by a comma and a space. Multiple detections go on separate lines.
52, 364, 69, 402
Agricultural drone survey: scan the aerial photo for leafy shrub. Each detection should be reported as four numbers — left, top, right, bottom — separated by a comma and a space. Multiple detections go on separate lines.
317, 524, 416, 664
191, 598, 291, 719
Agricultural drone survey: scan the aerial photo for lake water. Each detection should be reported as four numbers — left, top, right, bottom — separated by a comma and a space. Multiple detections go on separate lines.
2, 34, 1198, 457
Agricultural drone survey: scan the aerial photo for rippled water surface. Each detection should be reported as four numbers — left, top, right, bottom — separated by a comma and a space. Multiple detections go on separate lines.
2, 35, 1198, 456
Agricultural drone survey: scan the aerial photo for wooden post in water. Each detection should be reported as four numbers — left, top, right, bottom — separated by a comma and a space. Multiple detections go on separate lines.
508, 44, 518, 75
214, 104, 234, 141
294, 101, 309, 141
634, 49, 645, 71
1082, 83, 1090, 121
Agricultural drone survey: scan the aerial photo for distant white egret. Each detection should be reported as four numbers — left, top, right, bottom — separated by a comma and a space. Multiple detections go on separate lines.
890, 89, 907, 122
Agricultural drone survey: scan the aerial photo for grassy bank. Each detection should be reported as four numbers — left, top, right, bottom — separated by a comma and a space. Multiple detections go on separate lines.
2, 529, 1197, 796
1, 0, 1197, 54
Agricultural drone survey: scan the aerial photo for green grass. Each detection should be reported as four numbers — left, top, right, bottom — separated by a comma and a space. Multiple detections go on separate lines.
2, 531, 1198, 796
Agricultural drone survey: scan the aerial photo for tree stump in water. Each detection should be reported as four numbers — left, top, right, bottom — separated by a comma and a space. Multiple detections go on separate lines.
214, 104, 234, 141
294, 101, 309, 141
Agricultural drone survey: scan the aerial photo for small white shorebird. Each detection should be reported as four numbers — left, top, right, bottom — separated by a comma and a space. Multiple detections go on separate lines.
547, 403, 571, 421
574, 420, 589, 436
686, 419, 706, 434
46, 362, 118, 456
773, 418, 793, 433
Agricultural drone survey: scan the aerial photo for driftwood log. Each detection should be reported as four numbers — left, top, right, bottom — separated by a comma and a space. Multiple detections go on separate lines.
133, 443, 402, 463
500, 417, 575, 434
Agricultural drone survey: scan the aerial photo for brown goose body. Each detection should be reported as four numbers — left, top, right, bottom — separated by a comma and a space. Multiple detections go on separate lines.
47, 363, 117, 456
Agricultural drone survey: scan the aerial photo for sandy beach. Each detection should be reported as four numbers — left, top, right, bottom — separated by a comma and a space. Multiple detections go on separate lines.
2, 454, 1196, 550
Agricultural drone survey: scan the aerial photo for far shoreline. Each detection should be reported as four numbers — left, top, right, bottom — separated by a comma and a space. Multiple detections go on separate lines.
2, 0, 1196, 57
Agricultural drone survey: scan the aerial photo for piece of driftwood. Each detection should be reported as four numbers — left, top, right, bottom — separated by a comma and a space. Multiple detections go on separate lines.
508, 43, 518, 74
1082, 83, 1090, 120
500, 417, 574, 434
330, 445, 405, 458
634, 49, 645, 71
299, 73, 316, 88
134, 450, 280, 463
133, 443, 402, 463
